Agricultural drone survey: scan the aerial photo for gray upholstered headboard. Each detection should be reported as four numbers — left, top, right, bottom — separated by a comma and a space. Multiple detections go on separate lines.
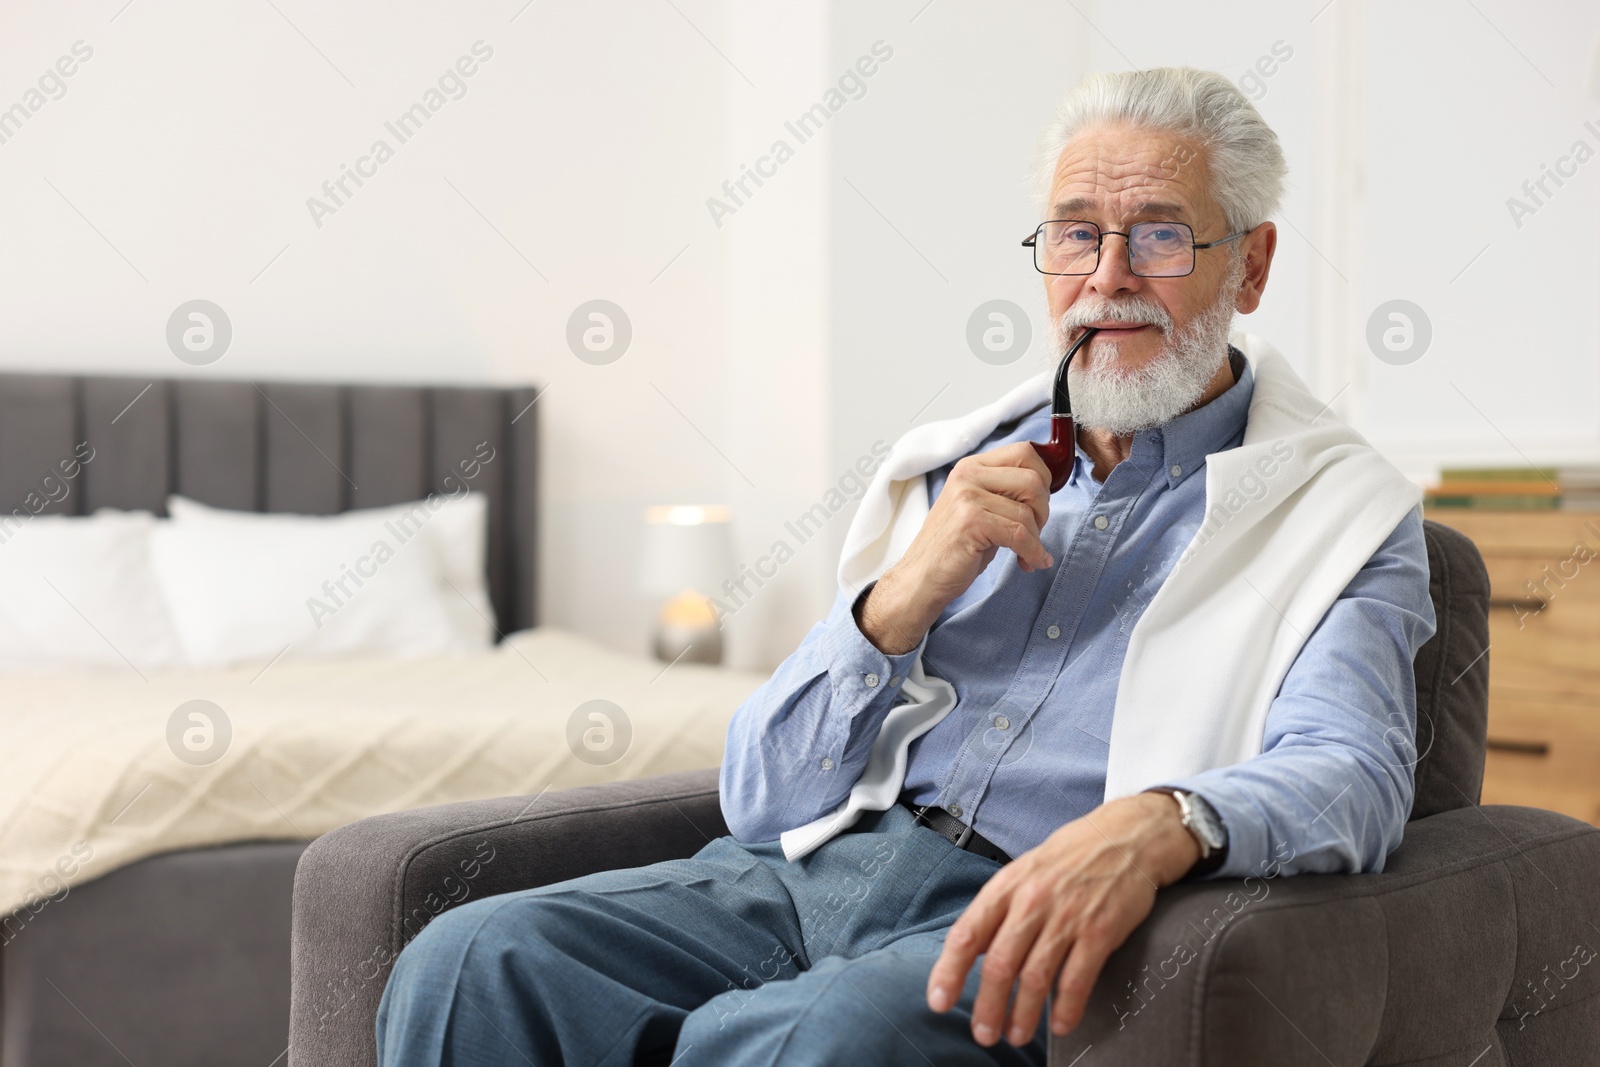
0, 373, 541, 634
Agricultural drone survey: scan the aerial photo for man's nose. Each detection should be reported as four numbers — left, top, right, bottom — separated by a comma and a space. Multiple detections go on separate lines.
1085, 232, 1143, 298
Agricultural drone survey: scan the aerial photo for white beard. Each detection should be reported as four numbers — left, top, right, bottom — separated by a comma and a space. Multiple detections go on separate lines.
1048, 255, 1245, 435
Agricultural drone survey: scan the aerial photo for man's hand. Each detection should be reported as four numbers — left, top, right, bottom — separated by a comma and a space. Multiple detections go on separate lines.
857, 443, 1055, 655
925, 792, 1202, 1046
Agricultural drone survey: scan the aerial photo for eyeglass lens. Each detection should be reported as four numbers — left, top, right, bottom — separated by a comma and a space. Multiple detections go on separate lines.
1034, 220, 1195, 277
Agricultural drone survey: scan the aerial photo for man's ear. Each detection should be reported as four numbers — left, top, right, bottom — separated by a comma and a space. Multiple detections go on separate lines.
1233, 221, 1277, 315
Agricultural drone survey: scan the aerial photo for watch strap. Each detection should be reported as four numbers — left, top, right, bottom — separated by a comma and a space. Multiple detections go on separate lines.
1144, 787, 1228, 880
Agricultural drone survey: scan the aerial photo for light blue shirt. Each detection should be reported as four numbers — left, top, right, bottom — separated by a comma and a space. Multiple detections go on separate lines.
721, 349, 1438, 878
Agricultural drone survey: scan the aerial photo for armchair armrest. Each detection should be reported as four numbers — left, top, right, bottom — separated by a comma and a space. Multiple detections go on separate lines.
1051, 805, 1600, 1066
287, 768, 725, 1067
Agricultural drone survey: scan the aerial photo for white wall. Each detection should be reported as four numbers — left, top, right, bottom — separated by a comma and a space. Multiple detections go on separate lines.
3, 1, 1597, 671
1361, 0, 1600, 477
717, 6, 835, 668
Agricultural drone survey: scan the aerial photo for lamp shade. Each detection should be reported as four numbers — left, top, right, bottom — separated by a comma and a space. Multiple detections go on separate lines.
638, 505, 734, 599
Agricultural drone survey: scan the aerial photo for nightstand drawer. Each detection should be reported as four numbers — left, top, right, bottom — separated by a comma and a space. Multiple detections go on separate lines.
1481, 554, 1600, 609
1480, 692, 1600, 825
1425, 508, 1600, 556
1474, 550, 1600, 697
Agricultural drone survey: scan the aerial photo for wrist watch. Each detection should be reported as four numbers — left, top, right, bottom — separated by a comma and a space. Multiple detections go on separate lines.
1146, 788, 1229, 879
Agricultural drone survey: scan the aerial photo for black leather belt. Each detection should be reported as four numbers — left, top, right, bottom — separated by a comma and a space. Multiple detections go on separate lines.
897, 791, 1012, 865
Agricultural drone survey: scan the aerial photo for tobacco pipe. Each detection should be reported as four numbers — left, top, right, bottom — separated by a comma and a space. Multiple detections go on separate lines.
1030, 326, 1099, 492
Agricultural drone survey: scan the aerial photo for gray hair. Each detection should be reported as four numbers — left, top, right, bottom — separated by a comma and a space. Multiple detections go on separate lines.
1032, 67, 1286, 234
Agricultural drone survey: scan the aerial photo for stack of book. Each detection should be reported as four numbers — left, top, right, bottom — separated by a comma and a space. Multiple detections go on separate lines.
1425, 466, 1600, 511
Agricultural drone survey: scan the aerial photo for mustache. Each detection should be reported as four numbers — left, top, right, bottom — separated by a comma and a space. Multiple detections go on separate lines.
1053, 297, 1174, 344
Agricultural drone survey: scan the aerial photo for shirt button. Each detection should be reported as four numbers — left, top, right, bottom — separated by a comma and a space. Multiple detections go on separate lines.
1170, 464, 1182, 478
889, 675, 901, 686
948, 803, 963, 819
864, 672, 880, 688
820, 757, 834, 770
994, 715, 1010, 730
1046, 624, 1061, 640
1093, 515, 1109, 530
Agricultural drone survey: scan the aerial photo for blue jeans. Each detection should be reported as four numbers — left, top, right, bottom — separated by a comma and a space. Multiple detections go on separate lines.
376, 802, 1049, 1066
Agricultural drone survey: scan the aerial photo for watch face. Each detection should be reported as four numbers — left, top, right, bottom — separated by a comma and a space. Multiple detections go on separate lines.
1186, 793, 1227, 851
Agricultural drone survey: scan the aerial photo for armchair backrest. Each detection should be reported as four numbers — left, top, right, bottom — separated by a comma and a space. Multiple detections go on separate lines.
1408, 519, 1492, 820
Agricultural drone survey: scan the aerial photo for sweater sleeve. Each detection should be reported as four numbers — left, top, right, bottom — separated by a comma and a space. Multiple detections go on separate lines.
1157, 502, 1438, 878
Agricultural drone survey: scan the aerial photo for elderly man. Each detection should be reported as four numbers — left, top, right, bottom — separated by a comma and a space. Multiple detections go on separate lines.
377, 67, 1434, 1066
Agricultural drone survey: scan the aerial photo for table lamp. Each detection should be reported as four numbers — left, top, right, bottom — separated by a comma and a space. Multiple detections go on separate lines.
638, 504, 733, 664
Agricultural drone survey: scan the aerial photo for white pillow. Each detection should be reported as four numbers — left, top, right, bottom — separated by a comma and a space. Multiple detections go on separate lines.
154, 492, 494, 665
0, 510, 187, 672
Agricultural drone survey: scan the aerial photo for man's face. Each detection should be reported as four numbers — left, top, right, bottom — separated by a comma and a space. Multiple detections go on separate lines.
1043, 124, 1253, 379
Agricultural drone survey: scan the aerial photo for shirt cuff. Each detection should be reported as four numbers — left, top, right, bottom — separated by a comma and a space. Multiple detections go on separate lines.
821, 581, 925, 704
1148, 773, 1270, 882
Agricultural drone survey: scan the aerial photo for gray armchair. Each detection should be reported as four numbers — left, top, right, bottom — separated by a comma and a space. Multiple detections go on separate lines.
289, 521, 1600, 1065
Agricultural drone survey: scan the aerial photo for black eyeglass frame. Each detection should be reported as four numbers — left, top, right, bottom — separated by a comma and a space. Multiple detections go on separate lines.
1021, 219, 1251, 278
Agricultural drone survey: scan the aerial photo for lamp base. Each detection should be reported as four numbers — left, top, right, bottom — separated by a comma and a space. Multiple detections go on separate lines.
652, 590, 724, 665
653, 623, 723, 665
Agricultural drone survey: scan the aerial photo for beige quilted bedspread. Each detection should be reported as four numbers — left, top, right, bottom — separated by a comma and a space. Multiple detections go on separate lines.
0, 628, 767, 918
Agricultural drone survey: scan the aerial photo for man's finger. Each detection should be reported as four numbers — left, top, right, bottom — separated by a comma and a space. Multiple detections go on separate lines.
963, 464, 1052, 529
1050, 935, 1113, 1036
976, 509, 1052, 572
969, 892, 1050, 1045
969, 487, 1041, 543
1004, 920, 1073, 1047
967, 488, 1049, 571
926, 881, 1011, 1014
974, 440, 1056, 484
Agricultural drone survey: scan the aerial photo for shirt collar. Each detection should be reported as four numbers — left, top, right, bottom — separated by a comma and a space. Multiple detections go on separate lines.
1068, 345, 1254, 489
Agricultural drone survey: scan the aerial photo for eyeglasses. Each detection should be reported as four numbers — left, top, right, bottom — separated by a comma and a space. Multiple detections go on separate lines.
1022, 219, 1249, 277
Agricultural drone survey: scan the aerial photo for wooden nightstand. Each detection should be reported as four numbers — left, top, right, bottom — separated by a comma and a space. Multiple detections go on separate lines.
1423, 507, 1600, 826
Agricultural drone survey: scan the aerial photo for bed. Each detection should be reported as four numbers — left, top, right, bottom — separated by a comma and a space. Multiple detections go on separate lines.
0, 373, 766, 1067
